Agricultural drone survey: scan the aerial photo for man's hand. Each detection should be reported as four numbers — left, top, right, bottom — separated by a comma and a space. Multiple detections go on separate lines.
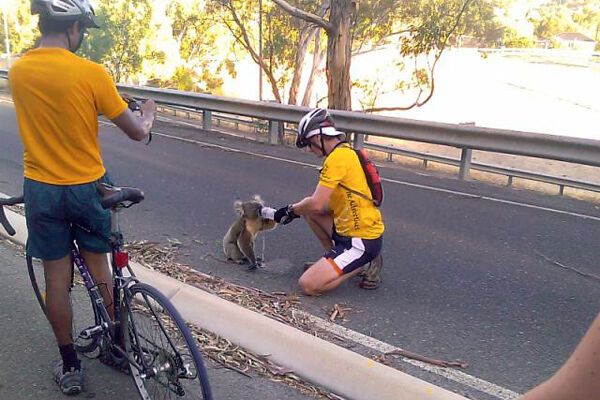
274, 205, 299, 225
140, 99, 157, 119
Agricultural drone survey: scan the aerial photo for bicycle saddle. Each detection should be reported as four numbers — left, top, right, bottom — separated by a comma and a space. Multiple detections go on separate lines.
97, 183, 145, 209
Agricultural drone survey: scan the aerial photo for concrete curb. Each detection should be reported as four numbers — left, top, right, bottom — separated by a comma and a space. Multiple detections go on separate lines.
0, 207, 467, 400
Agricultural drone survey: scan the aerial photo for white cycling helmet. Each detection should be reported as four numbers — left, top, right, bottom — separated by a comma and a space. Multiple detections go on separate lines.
296, 108, 338, 148
31, 0, 99, 28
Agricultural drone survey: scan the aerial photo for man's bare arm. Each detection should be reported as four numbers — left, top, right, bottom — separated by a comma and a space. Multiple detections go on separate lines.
521, 311, 600, 400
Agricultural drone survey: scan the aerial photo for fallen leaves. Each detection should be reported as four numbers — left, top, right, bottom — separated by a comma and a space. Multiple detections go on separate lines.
125, 240, 342, 399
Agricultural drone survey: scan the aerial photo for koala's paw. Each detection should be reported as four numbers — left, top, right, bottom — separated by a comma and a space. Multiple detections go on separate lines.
246, 263, 258, 271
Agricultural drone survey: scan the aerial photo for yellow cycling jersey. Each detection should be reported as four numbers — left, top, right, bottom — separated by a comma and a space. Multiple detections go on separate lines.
9, 47, 128, 185
319, 143, 385, 239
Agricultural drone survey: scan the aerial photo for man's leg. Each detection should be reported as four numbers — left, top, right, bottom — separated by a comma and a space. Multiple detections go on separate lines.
43, 255, 75, 346
80, 249, 114, 320
43, 256, 85, 393
298, 258, 364, 296
304, 212, 334, 251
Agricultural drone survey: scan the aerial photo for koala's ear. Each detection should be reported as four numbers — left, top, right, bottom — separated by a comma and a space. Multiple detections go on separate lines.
252, 194, 264, 205
234, 200, 244, 216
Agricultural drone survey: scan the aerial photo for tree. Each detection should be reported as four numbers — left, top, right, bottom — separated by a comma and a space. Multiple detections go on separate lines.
271, 0, 475, 111
0, 0, 39, 56
161, 0, 231, 93
288, 1, 329, 106
531, 2, 576, 40
212, 0, 293, 103
82, 0, 154, 83
573, 1, 600, 42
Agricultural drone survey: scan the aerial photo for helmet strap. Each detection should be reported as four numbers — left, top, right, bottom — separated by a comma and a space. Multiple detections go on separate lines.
65, 30, 72, 51
66, 21, 85, 53
320, 128, 326, 157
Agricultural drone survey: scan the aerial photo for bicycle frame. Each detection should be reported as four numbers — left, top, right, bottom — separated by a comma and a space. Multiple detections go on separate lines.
70, 207, 138, 357
74, 208, 184, 379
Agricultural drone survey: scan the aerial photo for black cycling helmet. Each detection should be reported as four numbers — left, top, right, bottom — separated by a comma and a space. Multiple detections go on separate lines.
31, 0, 100, 29
296, 108, 337, 149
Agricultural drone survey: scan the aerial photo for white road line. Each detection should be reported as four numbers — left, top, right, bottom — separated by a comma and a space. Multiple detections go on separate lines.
150, 130, 600, 223
389, 178, 600, 222
298, 311, 520, 400
153, 131, 319, 168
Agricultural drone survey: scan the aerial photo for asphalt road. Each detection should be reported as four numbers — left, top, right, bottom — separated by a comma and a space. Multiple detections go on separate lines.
2, 97, 600, 399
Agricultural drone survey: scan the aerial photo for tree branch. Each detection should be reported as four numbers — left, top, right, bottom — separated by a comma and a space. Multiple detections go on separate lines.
271, 0, 333, 33
361, 0, 474, 113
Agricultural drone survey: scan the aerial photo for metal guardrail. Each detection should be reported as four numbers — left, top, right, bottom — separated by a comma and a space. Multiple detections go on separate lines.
113, 84, 600, 169
2, 68, 600, 195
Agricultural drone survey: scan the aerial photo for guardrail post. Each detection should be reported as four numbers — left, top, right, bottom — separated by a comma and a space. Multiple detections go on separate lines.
459, 148, 472, 180
203, 110, 212, 131
268, 120, 279, 144
353, 133, 365, 150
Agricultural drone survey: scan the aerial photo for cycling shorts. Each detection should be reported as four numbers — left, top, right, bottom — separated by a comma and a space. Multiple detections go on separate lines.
323, 230, 383, 275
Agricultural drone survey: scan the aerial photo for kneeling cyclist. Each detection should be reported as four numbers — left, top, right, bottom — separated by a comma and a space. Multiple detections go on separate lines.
263, 108, 384, 295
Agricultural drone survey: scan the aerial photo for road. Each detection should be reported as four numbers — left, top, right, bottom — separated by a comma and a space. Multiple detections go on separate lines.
1, 97, 600, 399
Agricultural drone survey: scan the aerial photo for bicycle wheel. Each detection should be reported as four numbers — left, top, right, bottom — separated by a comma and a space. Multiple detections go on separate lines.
27, 256, 102, 354
122, 282, 212, 400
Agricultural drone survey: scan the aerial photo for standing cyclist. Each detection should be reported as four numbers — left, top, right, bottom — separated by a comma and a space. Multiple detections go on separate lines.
9, 0, 156, 394
262, 108, 384, 295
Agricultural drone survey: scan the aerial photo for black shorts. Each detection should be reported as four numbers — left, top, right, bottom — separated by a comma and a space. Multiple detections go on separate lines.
323, 230, 383, 275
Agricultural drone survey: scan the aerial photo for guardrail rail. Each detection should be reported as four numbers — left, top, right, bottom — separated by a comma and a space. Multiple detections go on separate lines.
2, 68, 600, 196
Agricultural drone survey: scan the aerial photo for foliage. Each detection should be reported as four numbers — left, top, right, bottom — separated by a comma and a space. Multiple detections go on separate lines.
0, 0, 39, 55
572, 1, 600, 41
459, 0, 505, 46
530, 2, 576, 40
211, 0, 315, 102
81, 0, 155, 82
502, 27, 534, 47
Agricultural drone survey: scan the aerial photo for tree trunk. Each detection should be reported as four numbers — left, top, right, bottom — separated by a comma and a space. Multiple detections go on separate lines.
302, 29, 326, 107
326, 0, 355, 110
288, 26, 317, 105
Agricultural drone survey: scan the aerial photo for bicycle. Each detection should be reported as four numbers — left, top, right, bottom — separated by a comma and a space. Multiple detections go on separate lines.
0, 183, 213, 399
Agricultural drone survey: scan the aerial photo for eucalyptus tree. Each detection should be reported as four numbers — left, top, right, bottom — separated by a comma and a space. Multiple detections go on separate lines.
271, 0, 476, 111
0, 0, 38, 56
82, 0, 154, 83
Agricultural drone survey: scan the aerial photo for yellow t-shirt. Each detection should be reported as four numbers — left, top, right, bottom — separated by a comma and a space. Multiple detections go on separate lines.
319, 144, 385, 239
9, 47, 128, 185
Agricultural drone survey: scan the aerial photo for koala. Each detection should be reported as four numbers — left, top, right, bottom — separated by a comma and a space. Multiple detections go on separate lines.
223, 195, 276, 270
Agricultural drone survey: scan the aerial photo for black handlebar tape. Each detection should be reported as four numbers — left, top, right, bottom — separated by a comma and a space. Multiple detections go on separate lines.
0, 207, 15, 236
0, 196, 25, 237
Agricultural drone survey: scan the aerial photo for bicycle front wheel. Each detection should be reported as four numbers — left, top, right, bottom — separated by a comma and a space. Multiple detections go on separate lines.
122, 283, 212, 400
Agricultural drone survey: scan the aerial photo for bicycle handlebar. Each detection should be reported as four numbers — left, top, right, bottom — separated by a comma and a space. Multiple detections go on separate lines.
0, 196, 24, 237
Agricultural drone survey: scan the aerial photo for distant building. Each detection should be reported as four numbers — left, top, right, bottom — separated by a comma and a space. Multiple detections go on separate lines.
553, 32, 596, 53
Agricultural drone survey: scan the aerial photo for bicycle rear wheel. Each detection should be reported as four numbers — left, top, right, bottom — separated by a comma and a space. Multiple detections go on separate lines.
122, 283, 212, 400
27, 256, 102, 354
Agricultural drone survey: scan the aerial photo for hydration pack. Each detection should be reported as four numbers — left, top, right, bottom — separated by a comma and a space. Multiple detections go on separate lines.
339, 148, 384, 207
